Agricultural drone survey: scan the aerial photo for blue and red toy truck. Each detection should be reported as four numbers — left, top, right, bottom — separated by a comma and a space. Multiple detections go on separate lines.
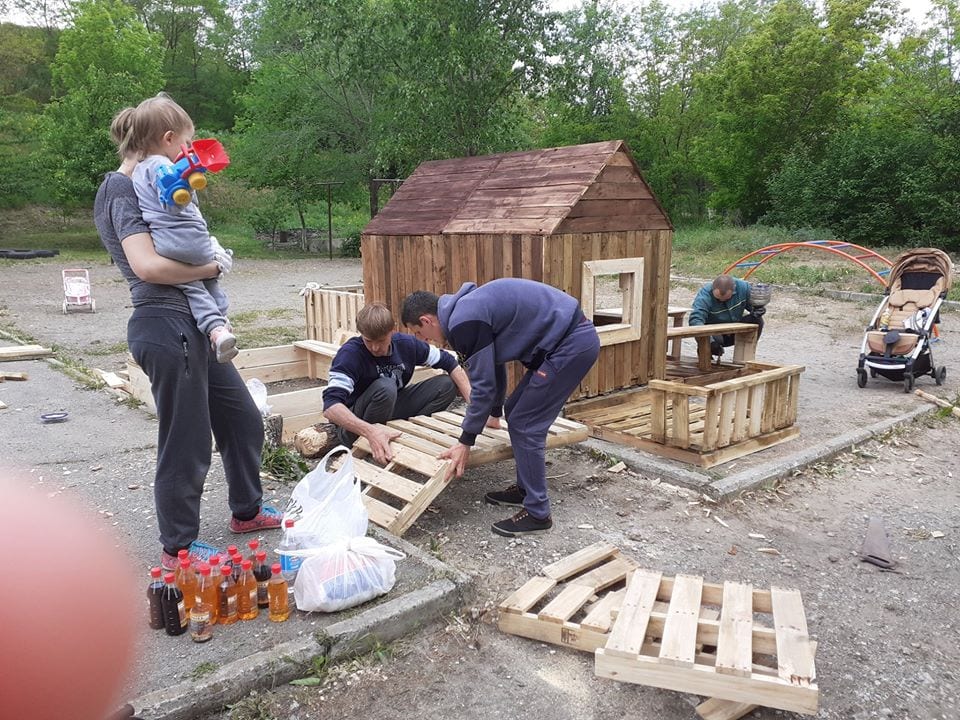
155, 138, 230, 207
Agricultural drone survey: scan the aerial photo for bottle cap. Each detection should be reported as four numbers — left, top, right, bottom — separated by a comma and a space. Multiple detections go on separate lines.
256, 550, 267, 562
163, 572, 175, 584
150, 567, 162, 578
180, 558, 191, 569
177, 549, 189, 560
248, 540, 259, 551
227, 545, 238, 556
271, 562, 282, 575
284, 518, 295, 528
242, 560, 252, 570
209, 555, 221, 566
221, 565, 232, 576
232, 553, 243, 564
198, 563, 211, 576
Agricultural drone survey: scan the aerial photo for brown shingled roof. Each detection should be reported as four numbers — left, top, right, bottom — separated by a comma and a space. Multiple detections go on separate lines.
363, 140, 670, 236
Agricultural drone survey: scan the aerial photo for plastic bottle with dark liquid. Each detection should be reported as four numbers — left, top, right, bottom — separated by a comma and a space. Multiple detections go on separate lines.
253, 550, 271, 609
247, 539, 260, 564
147, 567, 165, 630
231, 553, 244, 583
160, 572, 188, 636
218, 564, 239, 625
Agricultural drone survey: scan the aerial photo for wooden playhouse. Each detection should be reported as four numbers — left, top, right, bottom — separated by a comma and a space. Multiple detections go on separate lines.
350, 139, 802, 467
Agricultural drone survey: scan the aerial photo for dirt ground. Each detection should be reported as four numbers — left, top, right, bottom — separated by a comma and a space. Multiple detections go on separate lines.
1, 257, 958, 720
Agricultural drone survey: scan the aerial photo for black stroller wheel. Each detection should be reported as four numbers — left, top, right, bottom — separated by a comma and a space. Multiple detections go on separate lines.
857, 369, 868, 388
903, 373, 915, 393
869, 368, 877, 378
936, 366, 946, 385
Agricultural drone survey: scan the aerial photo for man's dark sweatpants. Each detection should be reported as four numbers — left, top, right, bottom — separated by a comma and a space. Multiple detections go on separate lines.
710, 312, 764, 356
128, 308, 264, 554
336, 374, 457, 447
505, 320, 600, 520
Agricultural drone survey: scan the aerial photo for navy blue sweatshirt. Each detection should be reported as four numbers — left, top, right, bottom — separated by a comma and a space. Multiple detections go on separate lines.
438, 279, 582, 446
322, 333, 458, 411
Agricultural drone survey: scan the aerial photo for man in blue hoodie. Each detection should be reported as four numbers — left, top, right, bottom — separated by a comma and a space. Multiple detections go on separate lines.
401, 279, 600, 537
688, 274, 764, 357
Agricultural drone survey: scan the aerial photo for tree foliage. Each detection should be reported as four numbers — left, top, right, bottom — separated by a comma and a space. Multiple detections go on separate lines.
38, 0, 163, 204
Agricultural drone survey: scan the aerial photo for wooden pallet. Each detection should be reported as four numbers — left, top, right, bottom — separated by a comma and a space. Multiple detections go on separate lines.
498, 542, 721, 653
353, 410, 588, 536
595, 570, 819, 715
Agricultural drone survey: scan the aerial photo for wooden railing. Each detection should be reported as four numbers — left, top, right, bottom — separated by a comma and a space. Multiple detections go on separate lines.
303, 284, 364, 343
647, 361, 804, 453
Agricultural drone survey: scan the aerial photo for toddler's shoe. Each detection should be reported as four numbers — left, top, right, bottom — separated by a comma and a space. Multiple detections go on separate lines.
210, 327, 239, 363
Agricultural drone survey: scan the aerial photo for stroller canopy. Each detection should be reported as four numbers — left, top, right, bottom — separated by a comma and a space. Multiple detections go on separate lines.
887, 248, 954, 292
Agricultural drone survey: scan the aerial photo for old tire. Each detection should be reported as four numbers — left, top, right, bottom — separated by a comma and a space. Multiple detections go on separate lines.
857, 368, 868, 388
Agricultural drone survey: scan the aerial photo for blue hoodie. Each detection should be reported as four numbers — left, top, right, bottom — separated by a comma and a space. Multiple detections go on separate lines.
438, 279, 582, 445
688, 278, 753, 326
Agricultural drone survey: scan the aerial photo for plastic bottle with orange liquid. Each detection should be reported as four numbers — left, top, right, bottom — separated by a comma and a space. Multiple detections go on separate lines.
237, 560, 259, 621
195, 563, 219, 625
268, 563, 290, 622
218, 565, 239, 625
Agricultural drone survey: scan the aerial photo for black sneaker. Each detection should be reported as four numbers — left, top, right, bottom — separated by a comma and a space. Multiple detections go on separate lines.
484, 483, 525, 507
491, 509, 553, 537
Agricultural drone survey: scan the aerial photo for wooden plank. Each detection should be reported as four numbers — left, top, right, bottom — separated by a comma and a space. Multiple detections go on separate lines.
670, 393, 690, 448
353, 461, 423, 503
650, 390, 666, 443
715, 582, 754, 677
770, 587, 816, 685
596, 649, 819, 715
556, 213, 670, 234
695, 698, 758, 720
538, 583, 597, 624
717, 391, 736, 448
541, 541, 619, 581
390, 463, 454, 536
732, 388, 749, 443
702, 394, 720, 451
581, 588, 626, 633
0, 345, 52, 361
572, 555, 638, 592
0, 371, 29, 381
658, 574, 703, 667
500, 576, 557, 614
605, 569, 663, 659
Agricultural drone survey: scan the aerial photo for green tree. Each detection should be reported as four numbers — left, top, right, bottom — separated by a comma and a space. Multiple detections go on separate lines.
697, 0, 896, 222
38, 0, 163, 204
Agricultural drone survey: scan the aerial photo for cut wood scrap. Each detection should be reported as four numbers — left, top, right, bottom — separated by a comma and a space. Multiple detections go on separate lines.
0, 371, 28, 381
914, 389, 960, 419
0, 399, 7, 410
0, 344, 52, 361
294, 423, 337, 458
94, 369, 126, 389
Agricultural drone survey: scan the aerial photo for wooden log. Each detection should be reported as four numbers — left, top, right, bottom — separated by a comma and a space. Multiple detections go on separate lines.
0, 371, 29, 381
294, 423, 338, 458
915, 389, 960, 419
263, 413, 284, 449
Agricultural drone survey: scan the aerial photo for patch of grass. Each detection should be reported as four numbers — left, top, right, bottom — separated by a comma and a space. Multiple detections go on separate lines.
82, 341, 129, 356
189, 661, 218, 680
228, 691, 276, 720
231, 308, 295, 324
288, 655, 328, 687
260, 444, 309, 484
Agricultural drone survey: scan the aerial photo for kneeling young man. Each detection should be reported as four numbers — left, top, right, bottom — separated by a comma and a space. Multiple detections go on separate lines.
401, 279, 600, 537
323, 303, 471, 464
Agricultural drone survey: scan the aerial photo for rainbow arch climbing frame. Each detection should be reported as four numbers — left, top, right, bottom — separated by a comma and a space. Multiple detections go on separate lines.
724, 240, 893, 287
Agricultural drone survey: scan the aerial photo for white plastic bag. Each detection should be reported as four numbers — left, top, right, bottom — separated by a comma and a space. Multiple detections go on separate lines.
292, 537, 405, 612
245, 378, 271, 417
282, 445, 368, 549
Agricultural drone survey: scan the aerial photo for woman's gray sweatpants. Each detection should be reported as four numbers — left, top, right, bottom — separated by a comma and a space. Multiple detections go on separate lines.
128, 307, 264, 554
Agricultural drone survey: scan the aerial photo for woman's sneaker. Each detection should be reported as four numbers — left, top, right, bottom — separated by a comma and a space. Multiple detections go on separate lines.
229, 505, 283, 533
160, 540, 224, 571
484, 483, 525, 507
491, 509, 552, 537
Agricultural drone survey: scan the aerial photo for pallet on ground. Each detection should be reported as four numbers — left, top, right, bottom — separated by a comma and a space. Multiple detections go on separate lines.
353, 411, 588, 536
596, 570, 818, 715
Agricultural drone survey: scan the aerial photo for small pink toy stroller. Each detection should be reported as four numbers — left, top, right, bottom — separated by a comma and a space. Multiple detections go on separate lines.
62, 269, 95, 313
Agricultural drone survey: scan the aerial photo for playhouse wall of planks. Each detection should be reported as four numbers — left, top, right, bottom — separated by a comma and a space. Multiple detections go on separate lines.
361, 140, 673, 400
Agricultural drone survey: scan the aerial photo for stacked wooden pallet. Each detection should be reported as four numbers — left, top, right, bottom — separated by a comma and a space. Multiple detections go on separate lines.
353, 408, 588, 536
499, 542, 818, 719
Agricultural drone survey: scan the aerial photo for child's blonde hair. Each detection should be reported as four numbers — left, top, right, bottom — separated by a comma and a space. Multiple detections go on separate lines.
109, 93, 193, 160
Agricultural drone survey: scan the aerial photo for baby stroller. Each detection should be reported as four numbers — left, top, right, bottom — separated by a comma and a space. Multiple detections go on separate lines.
62, 268, 95, 314
857, 248, 953, 392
